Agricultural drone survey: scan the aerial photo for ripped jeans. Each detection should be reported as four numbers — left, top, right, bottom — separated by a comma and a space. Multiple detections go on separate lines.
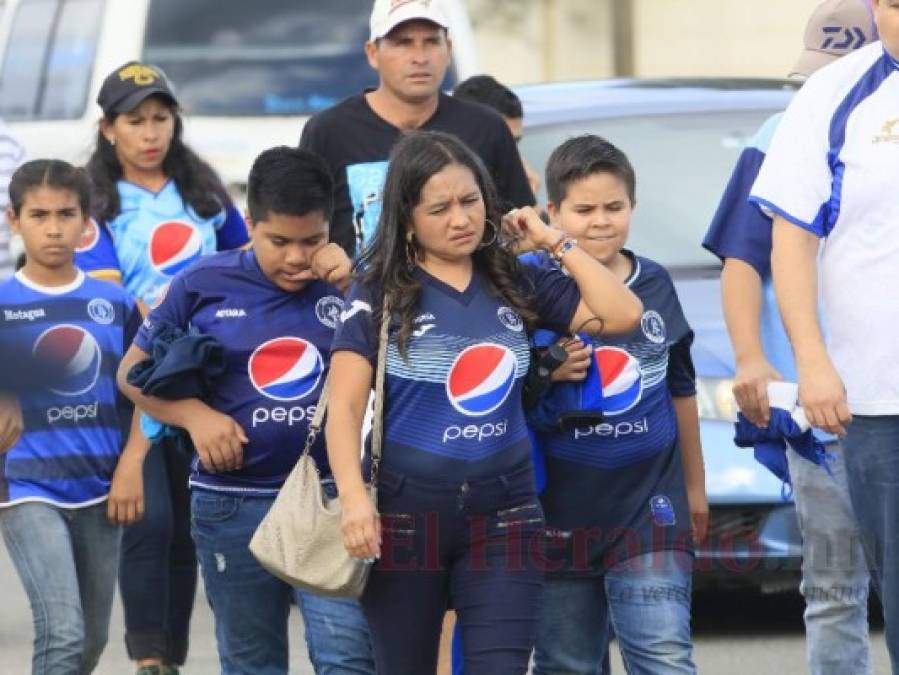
361, 462, 545, 675
190, 490, 374, 675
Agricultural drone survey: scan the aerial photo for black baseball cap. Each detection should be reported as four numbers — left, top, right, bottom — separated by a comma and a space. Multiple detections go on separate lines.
97, 61, 178, 116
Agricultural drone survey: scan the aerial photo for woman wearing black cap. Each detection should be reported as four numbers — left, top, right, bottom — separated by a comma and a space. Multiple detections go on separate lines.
76, 61, 249, 675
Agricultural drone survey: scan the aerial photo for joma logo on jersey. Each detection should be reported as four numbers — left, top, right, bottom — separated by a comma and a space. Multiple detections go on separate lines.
4, 308, 46, 321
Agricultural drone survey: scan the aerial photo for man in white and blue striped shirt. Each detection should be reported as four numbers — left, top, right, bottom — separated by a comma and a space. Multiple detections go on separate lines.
751, 1, 899, 667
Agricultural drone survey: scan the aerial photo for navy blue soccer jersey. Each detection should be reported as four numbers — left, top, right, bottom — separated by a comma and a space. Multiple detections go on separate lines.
331, 264, 580, 482
523, 251, 697, 575
0, 270, 140, 507
135, 249, 343, 495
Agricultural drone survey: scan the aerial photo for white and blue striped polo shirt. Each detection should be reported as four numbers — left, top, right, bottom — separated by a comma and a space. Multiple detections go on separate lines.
751, 41, 899, 415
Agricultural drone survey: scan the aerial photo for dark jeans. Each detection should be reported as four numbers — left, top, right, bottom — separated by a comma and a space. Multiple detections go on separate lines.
119, 438, 197, 665
362, 462, 545, 675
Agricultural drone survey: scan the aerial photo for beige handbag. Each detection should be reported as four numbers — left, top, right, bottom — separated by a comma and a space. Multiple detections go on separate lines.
249, 297, 389, 598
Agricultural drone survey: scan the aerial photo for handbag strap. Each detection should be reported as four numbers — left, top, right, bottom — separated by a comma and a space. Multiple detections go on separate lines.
302, 294, 390, 490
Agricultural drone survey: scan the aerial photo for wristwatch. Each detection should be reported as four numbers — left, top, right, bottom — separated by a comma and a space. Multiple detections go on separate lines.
549, 236, 578, 263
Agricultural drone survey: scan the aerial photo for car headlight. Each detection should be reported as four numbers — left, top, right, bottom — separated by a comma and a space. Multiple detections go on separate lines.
696, 377, 739, 422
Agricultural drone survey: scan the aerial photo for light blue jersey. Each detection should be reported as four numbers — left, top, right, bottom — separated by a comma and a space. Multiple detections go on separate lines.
76, 179, 248, 306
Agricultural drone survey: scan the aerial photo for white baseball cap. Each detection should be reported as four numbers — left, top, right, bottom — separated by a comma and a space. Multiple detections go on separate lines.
369, 0, 450, 42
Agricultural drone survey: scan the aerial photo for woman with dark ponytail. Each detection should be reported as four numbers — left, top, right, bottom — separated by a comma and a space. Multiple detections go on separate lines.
77, 62, 249, 675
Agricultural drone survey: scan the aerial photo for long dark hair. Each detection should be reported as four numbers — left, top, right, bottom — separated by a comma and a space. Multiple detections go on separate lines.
359, 130, 537, 356
86, 97, 229, 222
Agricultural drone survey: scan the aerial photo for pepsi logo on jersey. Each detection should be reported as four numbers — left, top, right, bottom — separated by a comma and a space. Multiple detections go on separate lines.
248, 337, 323, 428
76, 219, 101, 253
149, 221, 203, 276
33, 325, 102, 397
442, 343, 516, 444
572, 345, 648, 440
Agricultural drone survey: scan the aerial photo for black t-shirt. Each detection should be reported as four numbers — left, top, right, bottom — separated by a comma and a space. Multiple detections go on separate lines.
299, 91, 536, 256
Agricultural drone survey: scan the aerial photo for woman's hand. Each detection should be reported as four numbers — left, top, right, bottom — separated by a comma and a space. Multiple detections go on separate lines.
107, 450, 145, 525
501, 207, 563, 254
340, 487, 381, 561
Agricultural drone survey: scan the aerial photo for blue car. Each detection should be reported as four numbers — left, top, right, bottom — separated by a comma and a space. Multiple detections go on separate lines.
517, 78, 803, 592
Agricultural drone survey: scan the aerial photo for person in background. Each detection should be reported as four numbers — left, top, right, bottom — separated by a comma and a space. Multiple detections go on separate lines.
703, 2, 876, 672
453, 74, 541, 197
78, 61, 250, 675
300, 0, 534, 257
0, 159, 142, 674
0, 118, 26, 278
750, 0, 899, 668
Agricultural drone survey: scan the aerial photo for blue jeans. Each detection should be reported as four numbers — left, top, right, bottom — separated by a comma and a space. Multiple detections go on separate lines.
190, 490, 374, 675
787, 443, 871, 675
0, 501, 121, 675
533, 549, 695, 675
119, 438, 197, 664
842, 415, 899, 672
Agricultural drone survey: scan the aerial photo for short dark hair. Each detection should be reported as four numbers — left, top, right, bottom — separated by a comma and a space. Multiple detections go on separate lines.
453, 75, 523, 119
546, 135, 636, 207
247, 146, 334, 223
8, 159, 91, 217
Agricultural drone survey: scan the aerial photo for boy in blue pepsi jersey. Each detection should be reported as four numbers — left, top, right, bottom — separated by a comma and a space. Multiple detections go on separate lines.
117, 147, 374, 675
528, 136, 706, 675
0, 160, 142, 674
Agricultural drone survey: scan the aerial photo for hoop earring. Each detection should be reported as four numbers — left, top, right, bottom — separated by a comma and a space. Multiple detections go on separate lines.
477, 219, 499, 249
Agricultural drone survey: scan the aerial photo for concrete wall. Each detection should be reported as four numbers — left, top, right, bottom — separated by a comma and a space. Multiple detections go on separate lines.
469, 0, 826, 84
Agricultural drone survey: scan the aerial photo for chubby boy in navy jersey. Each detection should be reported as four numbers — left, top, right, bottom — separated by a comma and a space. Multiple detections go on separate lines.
526, 136, 707, 675
117, 147, 374, 675
0, 159, 142, 674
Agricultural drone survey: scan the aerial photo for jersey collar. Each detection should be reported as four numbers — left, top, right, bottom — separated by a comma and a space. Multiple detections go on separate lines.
15, 268, 85, 295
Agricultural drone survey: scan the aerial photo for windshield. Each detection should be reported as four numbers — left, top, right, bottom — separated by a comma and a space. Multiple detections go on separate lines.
143, 0, 454, 117
520, 109, 781, 269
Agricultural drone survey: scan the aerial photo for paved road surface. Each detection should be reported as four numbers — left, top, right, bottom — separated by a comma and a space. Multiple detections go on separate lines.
0, 545, 890, 673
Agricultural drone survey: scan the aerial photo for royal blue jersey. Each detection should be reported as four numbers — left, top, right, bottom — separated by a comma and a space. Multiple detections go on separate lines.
524, 252, 697, 575
0, 270, 140, 507
76, 180, 248, 306
332, 265, 580, 482
135, 250, 343, 495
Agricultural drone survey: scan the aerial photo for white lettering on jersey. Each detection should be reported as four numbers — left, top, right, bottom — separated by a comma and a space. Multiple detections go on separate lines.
4, 308, 46, 321
215, 308, 247, 318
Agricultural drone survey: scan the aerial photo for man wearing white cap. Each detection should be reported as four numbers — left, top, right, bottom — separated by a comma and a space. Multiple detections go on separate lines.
750, 0, 899, 669
300, 0, 535, 257
703, 1, 876, 673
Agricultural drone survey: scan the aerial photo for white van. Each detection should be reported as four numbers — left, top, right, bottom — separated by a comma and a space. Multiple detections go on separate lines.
0, 0, 478, 199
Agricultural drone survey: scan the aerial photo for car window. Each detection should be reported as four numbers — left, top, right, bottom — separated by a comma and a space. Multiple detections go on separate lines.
520, 109, 781, 269
143, 0, 455, 117
0, 0, 103, 121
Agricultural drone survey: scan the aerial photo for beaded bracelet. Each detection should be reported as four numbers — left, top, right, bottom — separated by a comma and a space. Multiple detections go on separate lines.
549, 236, 577, 263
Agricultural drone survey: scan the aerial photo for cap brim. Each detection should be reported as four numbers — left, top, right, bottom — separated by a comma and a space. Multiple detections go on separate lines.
110, 87, 177, 115
371, 8, 448, 41
789, 49, 839, 79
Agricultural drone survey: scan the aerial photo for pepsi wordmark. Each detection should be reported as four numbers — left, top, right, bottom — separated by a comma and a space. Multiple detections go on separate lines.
443, 344, 516, 444
248, 336, 323, 427
36, 324, 104, 424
